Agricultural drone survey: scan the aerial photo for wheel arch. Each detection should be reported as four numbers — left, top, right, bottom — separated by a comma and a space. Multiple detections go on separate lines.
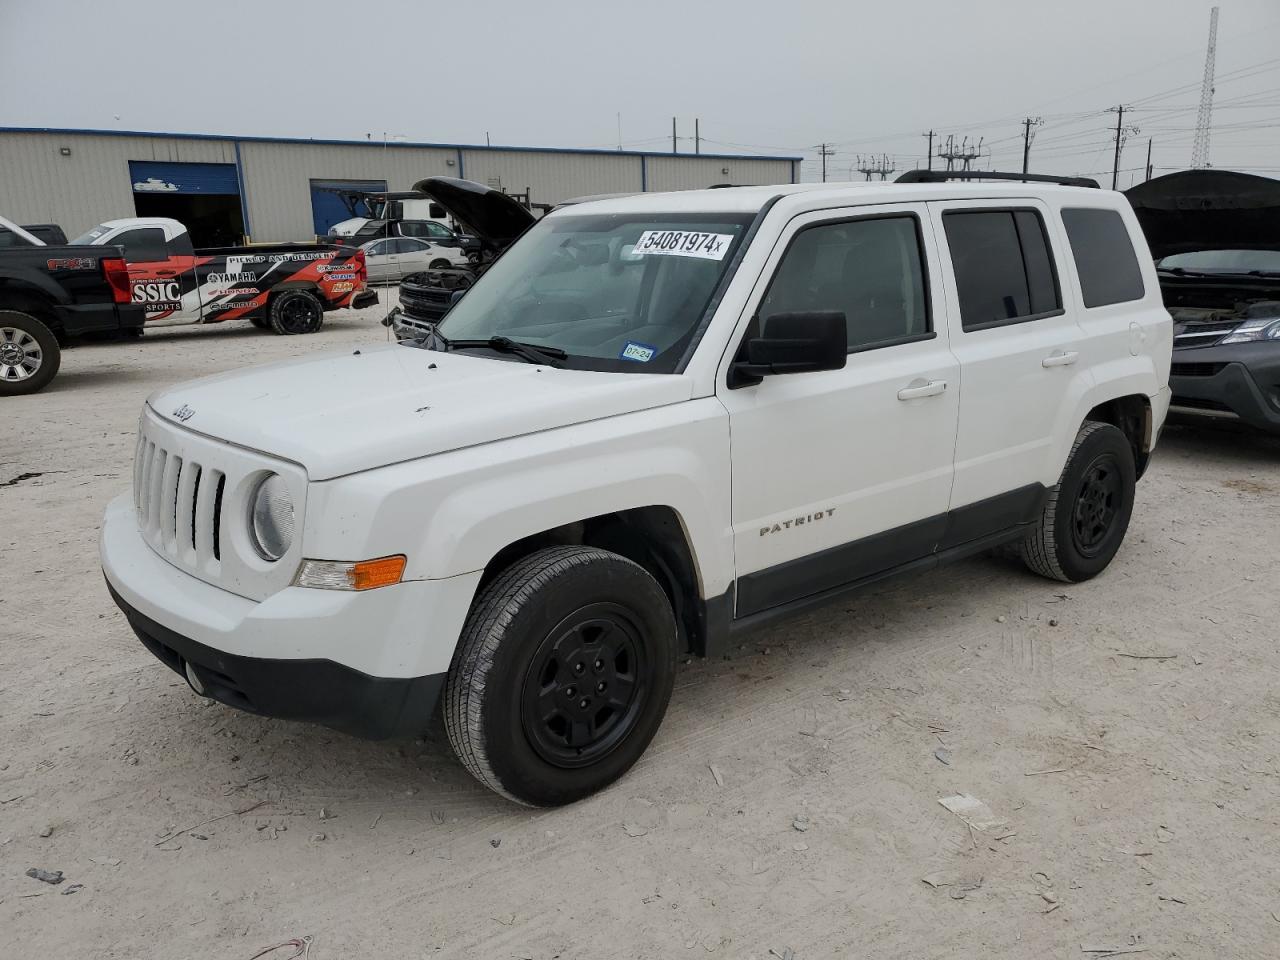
1084, 392, 1153, 477
477, 505, 709, 655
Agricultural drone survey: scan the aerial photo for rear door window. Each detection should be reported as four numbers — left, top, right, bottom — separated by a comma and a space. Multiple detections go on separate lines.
1061, 207, 1145, 307
943, 209, 1061, 330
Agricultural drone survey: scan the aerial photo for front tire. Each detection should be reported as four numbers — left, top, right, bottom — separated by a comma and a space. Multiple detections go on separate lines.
1021, 421, 1136, 582
268, 289, 324, 335
0, 310, 60, 396
444, 546, 677, 806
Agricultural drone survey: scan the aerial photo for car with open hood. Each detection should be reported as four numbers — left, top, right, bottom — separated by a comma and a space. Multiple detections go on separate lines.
102, 175, 1169, 806
1126, 169, 1280, 433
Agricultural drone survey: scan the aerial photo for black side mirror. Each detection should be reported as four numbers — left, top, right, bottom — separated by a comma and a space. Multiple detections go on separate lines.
732, 311, 847, 386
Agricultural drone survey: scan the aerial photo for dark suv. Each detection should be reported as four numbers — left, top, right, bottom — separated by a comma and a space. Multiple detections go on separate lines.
1127, 169, 1280, 433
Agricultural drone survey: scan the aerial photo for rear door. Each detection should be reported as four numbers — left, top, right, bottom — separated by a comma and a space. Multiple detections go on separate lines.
929, 200, 1092, 513
392, 238, 434, 278
114, 226, 199, 323
363, 240, 395, 282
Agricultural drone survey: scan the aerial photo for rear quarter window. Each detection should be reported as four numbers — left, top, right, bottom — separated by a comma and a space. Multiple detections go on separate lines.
1061, 207, 1145, 308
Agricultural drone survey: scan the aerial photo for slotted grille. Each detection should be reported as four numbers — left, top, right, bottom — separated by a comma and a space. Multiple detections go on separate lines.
134, 433, 224, 572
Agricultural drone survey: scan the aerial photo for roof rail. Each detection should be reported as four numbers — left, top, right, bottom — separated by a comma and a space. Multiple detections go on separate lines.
895, 169, 1100, 189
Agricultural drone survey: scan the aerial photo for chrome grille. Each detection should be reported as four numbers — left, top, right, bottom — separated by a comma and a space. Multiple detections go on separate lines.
134, 432, 225, 573
1173, 320, 1237, 347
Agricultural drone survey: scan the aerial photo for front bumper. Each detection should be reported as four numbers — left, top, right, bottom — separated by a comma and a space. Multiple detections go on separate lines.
100, 494, 480, 739
1169, 345, 1280, 433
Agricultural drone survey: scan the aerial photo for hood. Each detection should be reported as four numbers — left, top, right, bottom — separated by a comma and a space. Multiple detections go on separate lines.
1124, 169, 1280, 259
327, 217, 371, 237
147, 344, 692, 481
410, 176, 535, 250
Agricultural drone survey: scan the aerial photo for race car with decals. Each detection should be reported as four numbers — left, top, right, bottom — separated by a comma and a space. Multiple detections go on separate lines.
0, 214, 144, 395
72, 218, 378, 334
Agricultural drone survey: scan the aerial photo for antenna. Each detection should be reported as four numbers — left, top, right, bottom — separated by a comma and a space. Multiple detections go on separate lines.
1191, 6, 1219, 169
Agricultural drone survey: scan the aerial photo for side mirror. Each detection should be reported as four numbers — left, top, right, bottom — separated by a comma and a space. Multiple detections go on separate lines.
732, 311, 847, 386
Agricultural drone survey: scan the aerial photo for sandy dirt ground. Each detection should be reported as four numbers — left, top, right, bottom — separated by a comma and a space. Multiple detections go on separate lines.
3, 287, 1279, 959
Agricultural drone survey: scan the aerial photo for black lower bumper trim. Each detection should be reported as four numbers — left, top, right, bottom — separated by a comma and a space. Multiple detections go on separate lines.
106, 580, 444, 740
1169, 356, 1280, 434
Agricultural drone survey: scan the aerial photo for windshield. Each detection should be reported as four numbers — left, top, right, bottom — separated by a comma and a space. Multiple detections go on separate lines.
71, 223, 114, 245
1157, 249, 1280, 275
433, 212, 753, 373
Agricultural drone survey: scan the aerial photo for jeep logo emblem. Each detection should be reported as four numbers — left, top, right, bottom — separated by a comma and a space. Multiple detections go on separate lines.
173, 404, 195, 422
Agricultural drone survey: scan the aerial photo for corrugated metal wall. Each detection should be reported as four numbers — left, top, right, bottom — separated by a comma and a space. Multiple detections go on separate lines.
238, 140, 458, 240
460, 149, 642, 205
645, 155, 793, 192
0, 131, 797, 243
0, 132, 235, 237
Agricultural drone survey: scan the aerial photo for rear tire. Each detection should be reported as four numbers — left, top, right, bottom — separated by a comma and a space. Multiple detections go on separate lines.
1021, 421, 1136, 582
268, 289, 324, 335
444, 546, 677, 806
0, 310, 60, 396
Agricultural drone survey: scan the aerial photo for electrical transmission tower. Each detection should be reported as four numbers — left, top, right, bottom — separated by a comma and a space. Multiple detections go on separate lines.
937, 135, 984, 171
1191, 6, 1219, 169
856, 154, 896, 180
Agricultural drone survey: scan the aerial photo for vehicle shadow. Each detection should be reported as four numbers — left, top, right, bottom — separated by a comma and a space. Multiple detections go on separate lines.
1155, 418, 1280, 465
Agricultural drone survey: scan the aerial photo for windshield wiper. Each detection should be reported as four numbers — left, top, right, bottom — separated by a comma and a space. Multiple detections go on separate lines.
447, 335, 567, 366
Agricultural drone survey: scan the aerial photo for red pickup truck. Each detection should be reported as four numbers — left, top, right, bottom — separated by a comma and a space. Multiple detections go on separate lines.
74, 217, 376, 334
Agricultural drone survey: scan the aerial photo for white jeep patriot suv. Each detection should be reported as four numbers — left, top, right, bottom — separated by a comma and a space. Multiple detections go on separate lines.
101, 174, 1172, 806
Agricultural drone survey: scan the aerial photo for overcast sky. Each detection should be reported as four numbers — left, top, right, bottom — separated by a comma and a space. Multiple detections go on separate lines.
4, 0, 1279, 188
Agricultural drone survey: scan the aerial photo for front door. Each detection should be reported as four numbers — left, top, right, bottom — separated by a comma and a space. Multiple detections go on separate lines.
718, 204, 960, 617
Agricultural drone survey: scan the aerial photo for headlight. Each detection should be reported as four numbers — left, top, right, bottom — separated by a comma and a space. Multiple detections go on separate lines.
249, 473, 294, 561
1222, 317, 1280, 344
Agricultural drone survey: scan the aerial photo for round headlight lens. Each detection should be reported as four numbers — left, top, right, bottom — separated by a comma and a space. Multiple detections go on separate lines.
249, 473, 294, 562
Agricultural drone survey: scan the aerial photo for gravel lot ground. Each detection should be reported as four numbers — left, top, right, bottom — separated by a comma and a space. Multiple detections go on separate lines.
3, 287, 1279, 959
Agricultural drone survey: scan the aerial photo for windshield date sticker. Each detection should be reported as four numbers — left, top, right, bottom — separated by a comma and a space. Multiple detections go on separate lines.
632, 230, 733, 261
620, 341, 657, 363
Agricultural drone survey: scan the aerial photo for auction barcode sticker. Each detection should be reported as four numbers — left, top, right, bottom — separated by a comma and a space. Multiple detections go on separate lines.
632, 230, 734, 261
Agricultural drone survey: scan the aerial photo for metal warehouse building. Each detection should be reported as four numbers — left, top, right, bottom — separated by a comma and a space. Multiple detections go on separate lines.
0, 128, 800, 246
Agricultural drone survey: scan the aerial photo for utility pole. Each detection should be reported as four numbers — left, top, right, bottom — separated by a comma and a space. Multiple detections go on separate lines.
1145, 138, 1153, 181
1021, 117, 1042, 175
922, 130, 935, 171
1191, 6, 1219, 168
1107, 105, 1139, 190
818, 143, 836, 182
672, 117, 677, 154
695, 118, 700, 155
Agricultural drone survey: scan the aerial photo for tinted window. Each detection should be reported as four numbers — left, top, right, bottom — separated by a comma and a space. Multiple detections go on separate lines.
366, 240, 390, 256
113, 227, 168, 262
944, 209, 1061, 330
390, 238, 423, 254
759, 216, 930, 351
1061, 208, 1145, 307
400, 220, 453, 239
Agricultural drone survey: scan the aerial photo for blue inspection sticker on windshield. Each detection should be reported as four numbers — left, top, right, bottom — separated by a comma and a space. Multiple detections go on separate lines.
620, 341, 657, 363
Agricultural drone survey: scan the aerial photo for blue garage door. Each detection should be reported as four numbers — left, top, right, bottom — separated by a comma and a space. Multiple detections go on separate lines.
310, 179, 388, 236
129, 160, 241, 195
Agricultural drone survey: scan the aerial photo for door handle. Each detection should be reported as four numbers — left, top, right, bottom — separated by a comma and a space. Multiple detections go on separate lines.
897, 378, 947, 400
1042, 350, 1079, 368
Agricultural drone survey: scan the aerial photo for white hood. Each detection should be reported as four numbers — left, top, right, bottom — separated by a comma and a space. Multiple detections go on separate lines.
147, 344, 692, 481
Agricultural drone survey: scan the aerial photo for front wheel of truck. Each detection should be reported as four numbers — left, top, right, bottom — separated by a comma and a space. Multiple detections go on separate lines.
0, 310, 60, 396
268, 289, 324, 335
444, 546, 677, 806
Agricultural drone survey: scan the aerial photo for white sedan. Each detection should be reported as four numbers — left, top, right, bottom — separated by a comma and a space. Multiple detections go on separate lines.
360, 236, 469, 283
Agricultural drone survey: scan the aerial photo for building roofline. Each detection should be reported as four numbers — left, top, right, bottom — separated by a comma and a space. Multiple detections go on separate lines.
0, 126, 803, 164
